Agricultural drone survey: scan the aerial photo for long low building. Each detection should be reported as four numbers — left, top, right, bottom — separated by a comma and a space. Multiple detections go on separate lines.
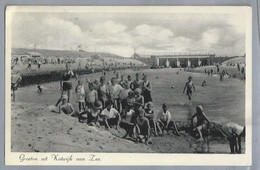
151, 54, 216, 67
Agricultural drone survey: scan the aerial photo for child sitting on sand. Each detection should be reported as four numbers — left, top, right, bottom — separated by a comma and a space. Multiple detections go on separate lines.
75, 80, 85, 112
59, 95, 76, 116
99, 101, 121, 130
78, 100, 103, 126
220, 122, 245, 154
190, 105, 210, 141
144, 102, 158, 136
183, 76, 195, 103
156, 103, 180, 136
133, 108, 152, 145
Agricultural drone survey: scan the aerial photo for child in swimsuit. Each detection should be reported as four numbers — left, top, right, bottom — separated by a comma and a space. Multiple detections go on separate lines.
183, 76, 195, 102
75, 79, 85, 112
190, 105, 210, 141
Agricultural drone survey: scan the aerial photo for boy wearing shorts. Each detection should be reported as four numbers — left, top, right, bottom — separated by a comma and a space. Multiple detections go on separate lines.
183, 76, 195, 102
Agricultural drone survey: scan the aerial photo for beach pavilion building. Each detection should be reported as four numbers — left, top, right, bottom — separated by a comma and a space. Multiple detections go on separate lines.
151, 53, 216, 68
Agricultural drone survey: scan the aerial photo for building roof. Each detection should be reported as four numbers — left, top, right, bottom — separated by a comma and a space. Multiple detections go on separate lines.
151, 54, 215, 59
25, 52, 43, 56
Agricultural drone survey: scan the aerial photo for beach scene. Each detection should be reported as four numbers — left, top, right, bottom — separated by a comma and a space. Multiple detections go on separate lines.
9, 9, 247, 155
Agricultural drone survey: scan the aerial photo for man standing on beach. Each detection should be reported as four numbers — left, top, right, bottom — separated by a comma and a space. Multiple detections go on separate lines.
11, 71, 22, 102
56, 66, 75, 105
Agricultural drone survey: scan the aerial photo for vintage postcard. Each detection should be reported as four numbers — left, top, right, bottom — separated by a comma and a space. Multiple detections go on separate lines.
5, 6, 252, 166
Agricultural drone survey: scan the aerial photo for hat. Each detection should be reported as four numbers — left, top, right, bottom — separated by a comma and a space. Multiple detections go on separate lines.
100, 76, 105, 81
95, 100, 103, 109
146, 102, 153, 107
162, 103, 168, 108
62, 95, 68, 100
196, 105, 203, 113
134, 88, 142, 95
128, 91, 135, 97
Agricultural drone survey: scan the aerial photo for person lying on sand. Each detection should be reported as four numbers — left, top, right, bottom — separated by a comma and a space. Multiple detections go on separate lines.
99, 101, 121, 130
58, 95, 76, 116
219, 122, 245, 154
156, 103, 180, 136
190, 105, 210, 141
133, 108, 152, 145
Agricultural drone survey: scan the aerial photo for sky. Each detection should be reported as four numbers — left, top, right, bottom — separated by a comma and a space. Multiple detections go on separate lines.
11, 12, 246, 57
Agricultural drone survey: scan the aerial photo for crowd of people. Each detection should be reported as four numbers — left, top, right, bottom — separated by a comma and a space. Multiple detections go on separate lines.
53, 67, 172, 145
11, 63, 246, 153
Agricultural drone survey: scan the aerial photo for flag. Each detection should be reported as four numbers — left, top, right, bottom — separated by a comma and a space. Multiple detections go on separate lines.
77, 45, 82, 51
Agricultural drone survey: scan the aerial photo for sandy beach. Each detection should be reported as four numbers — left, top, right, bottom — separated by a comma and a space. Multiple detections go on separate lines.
11, 68, 245, 153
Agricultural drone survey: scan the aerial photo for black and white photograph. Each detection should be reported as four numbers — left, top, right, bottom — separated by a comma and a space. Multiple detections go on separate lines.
5, 6, 252, 165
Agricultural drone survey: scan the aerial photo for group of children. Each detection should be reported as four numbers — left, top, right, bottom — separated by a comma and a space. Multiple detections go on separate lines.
56, 71, 192, 145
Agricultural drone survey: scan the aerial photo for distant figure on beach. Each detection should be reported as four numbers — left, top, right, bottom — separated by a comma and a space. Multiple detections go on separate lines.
190, 105, 210, 141
220, 122, 245, 154
37, 61, 41, 69
204, 69, 207, 74
210, 69, 213, 76
156, 103, 180, 136
37, 85, 42, 94
133, 108, 152, 145
183, 76, 195, 103
237, 63, 240, 71
220, 73, 223, 81
202, 80, 207, 87
27, 60, 32, 70
207, 70, 210, 76
216, 64, 220, 73
11, 71, 22, 102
